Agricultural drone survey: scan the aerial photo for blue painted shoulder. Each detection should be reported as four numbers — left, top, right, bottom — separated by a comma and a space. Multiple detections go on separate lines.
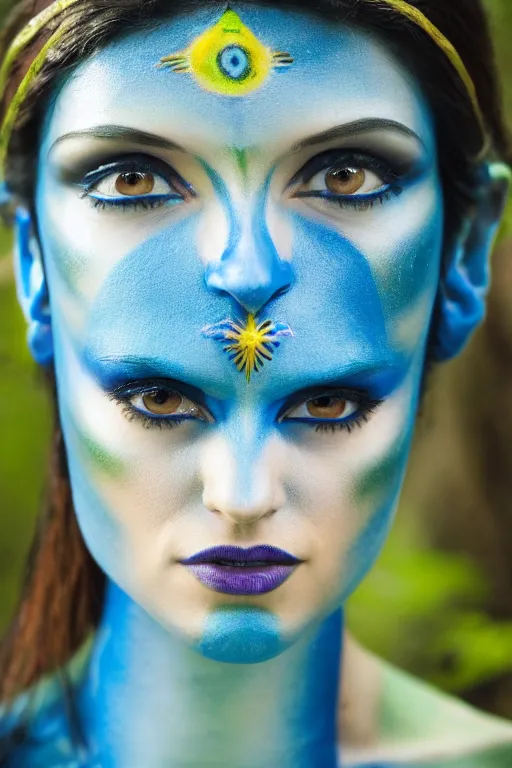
0, 677, 79, 766
0, 642, 93, 767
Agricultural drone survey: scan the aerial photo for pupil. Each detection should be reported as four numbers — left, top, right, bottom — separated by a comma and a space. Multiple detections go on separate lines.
334, 169, 352, 182
231, 55, 239, 66
151, 389, 170, 405
123, 172, 142, 186
312, 396, 333, 409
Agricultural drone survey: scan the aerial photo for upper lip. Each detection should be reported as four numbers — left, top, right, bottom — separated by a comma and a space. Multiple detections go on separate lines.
180, 545, 302, 566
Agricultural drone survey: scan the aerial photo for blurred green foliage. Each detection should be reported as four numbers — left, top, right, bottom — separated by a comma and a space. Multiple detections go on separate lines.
347, 519, 512, 695
1, 0, 512, 715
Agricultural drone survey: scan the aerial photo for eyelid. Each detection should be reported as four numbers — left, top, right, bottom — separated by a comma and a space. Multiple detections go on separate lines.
109, 378, 211, 415
285, 400, 358, 422
74, 153, 195, 195
277, 387, 376, 421
131, 391, 203, 420
289, 149, 399, 189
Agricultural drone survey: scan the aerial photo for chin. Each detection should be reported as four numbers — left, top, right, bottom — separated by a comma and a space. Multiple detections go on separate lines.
131, 569, 332, 660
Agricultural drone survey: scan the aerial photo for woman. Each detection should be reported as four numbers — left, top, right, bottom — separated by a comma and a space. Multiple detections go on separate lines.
0, 0, 512, 765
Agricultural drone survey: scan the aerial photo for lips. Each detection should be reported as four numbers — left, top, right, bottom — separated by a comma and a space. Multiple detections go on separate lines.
180, 545, 302, 596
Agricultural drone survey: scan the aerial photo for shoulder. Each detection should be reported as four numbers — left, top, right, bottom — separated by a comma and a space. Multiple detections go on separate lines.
0, 642, 92, 767
0, 677, 76, 767
341, 634, 512, 767
345, 744, 512, 768
420, 743, 512, 768
376, 662, 512, 766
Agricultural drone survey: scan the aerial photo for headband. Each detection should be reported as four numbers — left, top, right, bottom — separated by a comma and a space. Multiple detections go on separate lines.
0, 0, 488, 176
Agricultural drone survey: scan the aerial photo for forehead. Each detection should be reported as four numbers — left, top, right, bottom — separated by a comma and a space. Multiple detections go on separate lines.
42, 4, 434, 153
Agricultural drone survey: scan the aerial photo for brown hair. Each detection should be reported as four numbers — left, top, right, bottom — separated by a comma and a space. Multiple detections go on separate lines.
0, 0, 510, 713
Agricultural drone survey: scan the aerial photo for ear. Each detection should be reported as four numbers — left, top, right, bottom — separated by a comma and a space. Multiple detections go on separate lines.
13, 206, 53, 366
432, 162, 511, 362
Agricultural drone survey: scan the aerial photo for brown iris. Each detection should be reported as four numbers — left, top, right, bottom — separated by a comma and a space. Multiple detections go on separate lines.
142, 389, 182, 415
115, 172, 155, 196
325, 167, 365, 195
306, 396, 347, 419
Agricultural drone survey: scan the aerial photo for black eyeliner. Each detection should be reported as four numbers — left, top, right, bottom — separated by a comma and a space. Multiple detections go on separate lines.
109, 377, 209, 411
277, 385, 382, 422
289, 149, 400, 188
56, 151, 194, 195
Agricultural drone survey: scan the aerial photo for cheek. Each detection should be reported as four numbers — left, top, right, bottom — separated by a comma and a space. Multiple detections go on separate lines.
293, 176, 443, 357
340, 379, 417, 598
340, 427, 411, 599
53, 334, 202, 584
36, 177, 200, 317
357, 180, 443, 353
284, 374, 416, 608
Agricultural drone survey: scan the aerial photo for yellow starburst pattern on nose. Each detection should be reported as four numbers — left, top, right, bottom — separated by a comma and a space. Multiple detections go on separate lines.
203, 314, 293, 382
158, 9, 293, 97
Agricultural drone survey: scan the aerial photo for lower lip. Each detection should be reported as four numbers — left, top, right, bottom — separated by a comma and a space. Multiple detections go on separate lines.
184, 563, 298, 595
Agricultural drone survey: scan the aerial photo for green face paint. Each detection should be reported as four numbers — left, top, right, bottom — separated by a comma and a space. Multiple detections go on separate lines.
69, 415, 125, 478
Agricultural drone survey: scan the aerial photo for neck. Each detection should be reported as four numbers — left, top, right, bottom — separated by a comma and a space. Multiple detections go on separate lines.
78, 581, 342, 768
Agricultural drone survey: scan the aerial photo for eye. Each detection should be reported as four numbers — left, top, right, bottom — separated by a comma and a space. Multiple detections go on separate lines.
284, 395, 358, 422
302, 165, 387, 197
92, 171, 175, 200
280, 390, 383, 434
130, 388, 206, 420
291, 150, 402, 211
79, 154, 196, 209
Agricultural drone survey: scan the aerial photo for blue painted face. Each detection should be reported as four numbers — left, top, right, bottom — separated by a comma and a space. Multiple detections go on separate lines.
18, 4, 467, 661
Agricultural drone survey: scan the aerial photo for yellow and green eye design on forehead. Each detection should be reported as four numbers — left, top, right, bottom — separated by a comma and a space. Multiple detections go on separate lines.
158, 9, 293, 96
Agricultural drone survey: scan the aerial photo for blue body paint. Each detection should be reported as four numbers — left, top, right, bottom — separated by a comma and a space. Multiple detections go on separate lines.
199, 606, 285, 662
204, 168, 294, 314
8, 2, 507, 765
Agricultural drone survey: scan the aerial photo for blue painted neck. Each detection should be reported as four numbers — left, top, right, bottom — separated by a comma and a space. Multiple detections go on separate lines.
78, 581, 343, 767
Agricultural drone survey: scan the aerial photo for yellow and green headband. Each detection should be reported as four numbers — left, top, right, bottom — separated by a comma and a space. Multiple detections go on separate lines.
0, 0, 488, 175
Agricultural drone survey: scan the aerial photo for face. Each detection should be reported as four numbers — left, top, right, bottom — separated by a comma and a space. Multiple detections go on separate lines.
34, 4, 442, 661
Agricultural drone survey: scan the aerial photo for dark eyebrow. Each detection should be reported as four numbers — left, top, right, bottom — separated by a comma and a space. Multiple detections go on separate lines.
50, 125, 186, 153
292, 118, 425, 152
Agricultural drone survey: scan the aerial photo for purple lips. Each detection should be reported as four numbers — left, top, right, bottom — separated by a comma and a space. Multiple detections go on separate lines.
180, 545, 302, 596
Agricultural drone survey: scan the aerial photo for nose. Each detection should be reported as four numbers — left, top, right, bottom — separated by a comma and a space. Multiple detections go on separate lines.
201, 435, 285, 525
205, 208, 293, 315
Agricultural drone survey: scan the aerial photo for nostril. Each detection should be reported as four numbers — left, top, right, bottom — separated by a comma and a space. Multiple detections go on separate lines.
205, 503, 278, 524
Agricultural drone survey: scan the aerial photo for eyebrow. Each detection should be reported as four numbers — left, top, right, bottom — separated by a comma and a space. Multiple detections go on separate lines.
292, 118, 425, 152
50, 125, 186, 154
51, 119, 422, 156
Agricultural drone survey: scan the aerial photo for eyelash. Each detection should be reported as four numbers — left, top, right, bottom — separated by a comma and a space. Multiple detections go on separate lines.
80, 149, 404, 216
78, 154, 190, 212
110, 385, 382, 436
294, 150, 404, 211
286, 395, 382, 433
314, 407, 379, 433
321, 186, 403, 211
89, 196, 172, 212
117, 402, 186, 430
89, 188, 402, 214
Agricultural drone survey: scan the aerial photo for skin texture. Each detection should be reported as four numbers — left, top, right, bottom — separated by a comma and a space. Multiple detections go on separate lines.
7, 3, 510, 766
35, 3, 440, 654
